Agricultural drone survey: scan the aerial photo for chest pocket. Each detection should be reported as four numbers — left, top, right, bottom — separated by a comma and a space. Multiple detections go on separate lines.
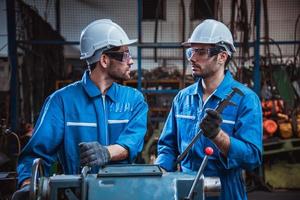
175, 108, 198, 141
108, 103, 132, 143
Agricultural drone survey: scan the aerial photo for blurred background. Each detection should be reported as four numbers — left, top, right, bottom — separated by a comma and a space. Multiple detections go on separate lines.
0, 0, 299, 199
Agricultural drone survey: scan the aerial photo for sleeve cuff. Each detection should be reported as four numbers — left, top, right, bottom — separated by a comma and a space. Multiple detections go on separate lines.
218, 137, 242, 169
155, 154, 176, 172
115, 142, 137, 163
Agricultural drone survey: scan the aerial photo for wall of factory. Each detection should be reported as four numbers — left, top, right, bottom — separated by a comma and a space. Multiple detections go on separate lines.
0, 0, 299, 71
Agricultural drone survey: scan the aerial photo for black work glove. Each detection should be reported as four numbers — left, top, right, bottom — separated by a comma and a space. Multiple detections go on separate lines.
11, 184, 30, 200
79, 142, 111, 167
200, 108, 222, 139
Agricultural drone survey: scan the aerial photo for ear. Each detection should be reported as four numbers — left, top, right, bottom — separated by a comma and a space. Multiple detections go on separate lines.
99, 54, 110, 69
218, 52, 228, 65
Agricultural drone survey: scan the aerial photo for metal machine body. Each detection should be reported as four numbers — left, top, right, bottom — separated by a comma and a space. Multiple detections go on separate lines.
34, 164, 221, 200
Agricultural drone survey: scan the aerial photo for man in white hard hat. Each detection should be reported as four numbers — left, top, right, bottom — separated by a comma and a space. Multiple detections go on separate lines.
12, 19, 148, 199
155, 19, 262, 200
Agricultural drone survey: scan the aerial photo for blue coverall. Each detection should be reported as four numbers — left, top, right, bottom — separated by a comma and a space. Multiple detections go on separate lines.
155, 71, 263, 200
17, 71, 148, 186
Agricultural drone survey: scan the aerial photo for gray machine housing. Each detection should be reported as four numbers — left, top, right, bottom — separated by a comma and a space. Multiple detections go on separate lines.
34, 164, 221, 200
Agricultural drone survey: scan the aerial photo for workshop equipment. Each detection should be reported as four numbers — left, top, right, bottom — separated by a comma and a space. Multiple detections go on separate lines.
0, 119, 19, 199
296, 114, 300, 138
263, 119, 278, 137
279, 122, 293, 139
29, 151, 221, 200
261, 99, 284, 117
186, 147, 214, 200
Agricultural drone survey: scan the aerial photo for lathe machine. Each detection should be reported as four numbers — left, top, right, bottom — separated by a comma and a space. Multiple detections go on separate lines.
29, 150, 221, 200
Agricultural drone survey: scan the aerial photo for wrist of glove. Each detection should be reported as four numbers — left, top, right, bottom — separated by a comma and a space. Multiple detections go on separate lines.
200, 108, 222, 139
79, 142, 111, 167
11, 184, 30, 200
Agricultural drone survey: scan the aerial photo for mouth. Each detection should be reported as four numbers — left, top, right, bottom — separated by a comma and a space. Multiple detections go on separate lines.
192, 65, 201, 71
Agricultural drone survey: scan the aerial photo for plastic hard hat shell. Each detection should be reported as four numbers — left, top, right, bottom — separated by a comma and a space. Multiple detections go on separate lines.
80, 19, 137, 64
183, 19, 236, 56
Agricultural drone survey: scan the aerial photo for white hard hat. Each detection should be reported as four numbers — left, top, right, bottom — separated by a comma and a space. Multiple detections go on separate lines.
183, 19, 236, 56
80, 19, 137, 65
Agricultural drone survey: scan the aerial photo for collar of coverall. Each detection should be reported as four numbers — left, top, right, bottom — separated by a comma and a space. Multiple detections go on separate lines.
82, 70, 118, 102
188, 70, 234, 100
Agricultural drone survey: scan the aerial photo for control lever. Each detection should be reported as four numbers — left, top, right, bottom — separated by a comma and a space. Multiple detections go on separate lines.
30, 158, 44, 200
176, 87, 244, 164
81, 166, 91, 200
184, 147, 214, 200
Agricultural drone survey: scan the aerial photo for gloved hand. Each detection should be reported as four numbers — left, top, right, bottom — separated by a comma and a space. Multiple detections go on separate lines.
79, 142, 111, 167
11, 184, 30, 200
200, 108, 222, 139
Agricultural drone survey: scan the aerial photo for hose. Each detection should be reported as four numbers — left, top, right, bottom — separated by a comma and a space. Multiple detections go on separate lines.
5, 129, 21, 156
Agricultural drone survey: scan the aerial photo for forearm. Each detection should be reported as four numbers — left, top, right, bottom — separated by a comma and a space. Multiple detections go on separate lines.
212, 130, 230, 156
107, 144, 129, 161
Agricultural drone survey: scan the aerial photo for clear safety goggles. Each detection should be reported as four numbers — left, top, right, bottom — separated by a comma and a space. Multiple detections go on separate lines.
104, 50, 132, 63
185, 46, 225, 60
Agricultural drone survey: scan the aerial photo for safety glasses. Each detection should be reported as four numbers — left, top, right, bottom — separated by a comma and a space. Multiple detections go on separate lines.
104, 50, 132, 63
185, 46, 224, 60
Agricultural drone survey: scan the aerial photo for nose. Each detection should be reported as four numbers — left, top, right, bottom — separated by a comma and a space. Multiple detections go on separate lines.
128, 57, 134, 65
189, 54, 197, 64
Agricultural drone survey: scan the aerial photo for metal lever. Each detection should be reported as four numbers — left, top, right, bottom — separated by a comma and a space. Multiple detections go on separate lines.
185, 147, 214, 200
30, 158, 44, 200
81, 166, 91, 200
176, 87, 244, 164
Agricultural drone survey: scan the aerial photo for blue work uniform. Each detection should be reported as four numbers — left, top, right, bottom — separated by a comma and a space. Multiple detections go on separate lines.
155, 71, 262, 200
17, 71, 148, 186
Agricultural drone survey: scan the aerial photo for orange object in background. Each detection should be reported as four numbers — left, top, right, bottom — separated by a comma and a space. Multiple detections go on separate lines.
279, 122, 293, 139
263, 119, 278, 136
261, 99, 284, 117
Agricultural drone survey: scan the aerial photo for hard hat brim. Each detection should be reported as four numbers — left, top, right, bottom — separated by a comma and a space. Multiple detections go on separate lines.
181, 40, 191, 47
124, 39, 138, 46
182, 41, 236, 53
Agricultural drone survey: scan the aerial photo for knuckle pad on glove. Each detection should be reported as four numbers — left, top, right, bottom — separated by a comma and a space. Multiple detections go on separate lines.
80, 158, 88, 165
90, 154, 97, 161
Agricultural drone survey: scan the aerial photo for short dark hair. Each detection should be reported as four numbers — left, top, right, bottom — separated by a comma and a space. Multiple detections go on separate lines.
215, 44, 232, 67
103, 46, 121, 53
88, 62, 97, 71
225, 56, 231, 67
88, 46, 122, 71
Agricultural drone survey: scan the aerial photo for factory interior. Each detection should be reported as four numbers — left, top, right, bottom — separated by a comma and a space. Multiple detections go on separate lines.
0, 0, 300, 199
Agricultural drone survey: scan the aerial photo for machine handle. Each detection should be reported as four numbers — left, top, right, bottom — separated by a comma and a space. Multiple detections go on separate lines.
81, 166, 91, 200
30, 158, 44, 200
185, 147, 213, 200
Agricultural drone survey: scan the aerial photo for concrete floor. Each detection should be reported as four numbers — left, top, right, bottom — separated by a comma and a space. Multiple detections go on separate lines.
248, 190, 300, 200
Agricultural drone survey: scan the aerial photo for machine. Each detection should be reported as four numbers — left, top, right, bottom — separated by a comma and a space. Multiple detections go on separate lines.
29, 148, 221, 200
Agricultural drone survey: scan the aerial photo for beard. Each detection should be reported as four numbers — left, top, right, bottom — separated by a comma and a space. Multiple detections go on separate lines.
107, 63, 131, 82
192, 64, 215, 79
108, 71, 130, 82
191, 57, 218, 79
